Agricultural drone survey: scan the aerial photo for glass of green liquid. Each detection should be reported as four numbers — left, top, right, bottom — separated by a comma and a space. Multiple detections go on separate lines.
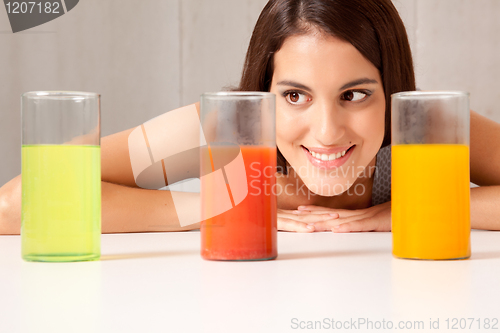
21, 91, 101, 262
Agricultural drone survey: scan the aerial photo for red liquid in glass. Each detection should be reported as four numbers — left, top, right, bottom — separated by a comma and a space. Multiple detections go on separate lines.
201, 146, 277, 260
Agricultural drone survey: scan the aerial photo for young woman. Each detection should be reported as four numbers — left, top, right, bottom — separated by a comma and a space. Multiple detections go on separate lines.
1, 0, 500, 234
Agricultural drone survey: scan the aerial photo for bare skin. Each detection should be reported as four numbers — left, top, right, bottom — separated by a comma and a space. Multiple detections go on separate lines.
2, 33, 500, 234
270, 32, 385, 232
1, 109, 500, 235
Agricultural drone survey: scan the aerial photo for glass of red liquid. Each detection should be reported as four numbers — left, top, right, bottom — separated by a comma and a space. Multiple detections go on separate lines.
200, 92, 277, 261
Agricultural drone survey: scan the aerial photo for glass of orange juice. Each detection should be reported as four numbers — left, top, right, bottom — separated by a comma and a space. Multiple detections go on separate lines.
200, 92, 277, 261
391, 91, 470, 260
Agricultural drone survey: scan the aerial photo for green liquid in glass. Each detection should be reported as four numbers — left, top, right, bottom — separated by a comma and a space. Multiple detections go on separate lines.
21, 145, 101, 262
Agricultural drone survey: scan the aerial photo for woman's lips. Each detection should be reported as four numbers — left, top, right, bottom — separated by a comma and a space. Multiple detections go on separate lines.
302, 145, 355, 169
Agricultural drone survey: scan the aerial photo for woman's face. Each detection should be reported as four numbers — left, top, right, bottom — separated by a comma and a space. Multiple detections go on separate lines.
270, 31, 385, 196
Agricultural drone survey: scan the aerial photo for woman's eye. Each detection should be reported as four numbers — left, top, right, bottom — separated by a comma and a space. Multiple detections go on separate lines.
285, 91, 310, 105
342, 91, 368, 102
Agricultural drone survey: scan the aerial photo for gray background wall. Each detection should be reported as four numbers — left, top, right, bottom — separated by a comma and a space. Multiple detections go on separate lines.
1, 0, 499, 187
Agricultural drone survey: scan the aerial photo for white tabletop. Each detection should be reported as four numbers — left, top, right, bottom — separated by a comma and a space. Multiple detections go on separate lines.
1, 230, 500, 333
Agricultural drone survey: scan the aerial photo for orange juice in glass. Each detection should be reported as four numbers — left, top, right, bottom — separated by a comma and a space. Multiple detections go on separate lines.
201, 145, 277, 260
391, 91, 470, 260
200, 92, 277, 261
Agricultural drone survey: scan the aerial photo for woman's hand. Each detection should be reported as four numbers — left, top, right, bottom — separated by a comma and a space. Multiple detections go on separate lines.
278, 208, 340, 232
279, 201, 392, 233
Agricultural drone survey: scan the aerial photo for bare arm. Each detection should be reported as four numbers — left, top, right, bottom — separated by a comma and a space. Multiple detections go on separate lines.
0, 103, 202, 234
469, 110, 500, 230
470, 186, 500, 230
470, 111, 500, 186
0, 176, 199, 234
101, 181, 200, 233
101, 128, 138, 188
0, 175, 21, 235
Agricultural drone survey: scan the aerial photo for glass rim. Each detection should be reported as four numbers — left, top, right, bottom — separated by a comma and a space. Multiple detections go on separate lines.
22, 91, 100, 100
392, 90, 469, 99
201, 91, 275, 100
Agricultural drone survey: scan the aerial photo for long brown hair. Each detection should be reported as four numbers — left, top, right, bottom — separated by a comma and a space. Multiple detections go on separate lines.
238, 0, 415, 171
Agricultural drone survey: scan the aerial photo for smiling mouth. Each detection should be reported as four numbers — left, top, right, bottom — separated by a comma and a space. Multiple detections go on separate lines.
302, 145, 356, 162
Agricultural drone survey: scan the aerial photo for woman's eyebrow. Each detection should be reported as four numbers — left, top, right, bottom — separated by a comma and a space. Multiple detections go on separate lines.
340, 78, 378, 91
276, 80, 311, 91
276, 78, 378, 92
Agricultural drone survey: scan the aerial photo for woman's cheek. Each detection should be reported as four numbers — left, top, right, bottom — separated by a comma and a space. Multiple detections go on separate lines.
361, 110, 384, 144
354, 99, 386, 149
276, 104, 301, 148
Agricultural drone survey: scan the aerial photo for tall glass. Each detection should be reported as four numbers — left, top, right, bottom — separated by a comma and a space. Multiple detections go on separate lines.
392, 91, 470, 260
200, 92, 277, 261
21, 91, 101, 262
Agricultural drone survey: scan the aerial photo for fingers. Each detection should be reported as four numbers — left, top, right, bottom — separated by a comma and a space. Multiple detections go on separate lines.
292, 209, 336, 215
331, 217, 391, 233
332, 220, 373, 233
297, 205, 365, 219
297, 205, 328, 211
310, 219, 344, 231
278, 218, 316, 233
312, 213, 374, 231
280, 211, 339, 223
278, 208, 341, 232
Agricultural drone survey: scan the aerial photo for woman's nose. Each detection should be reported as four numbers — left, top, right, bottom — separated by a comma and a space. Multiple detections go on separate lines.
310, 101, 346, 146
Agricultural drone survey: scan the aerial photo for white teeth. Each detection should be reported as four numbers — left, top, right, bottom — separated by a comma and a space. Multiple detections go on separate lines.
309, 147, 350, 162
